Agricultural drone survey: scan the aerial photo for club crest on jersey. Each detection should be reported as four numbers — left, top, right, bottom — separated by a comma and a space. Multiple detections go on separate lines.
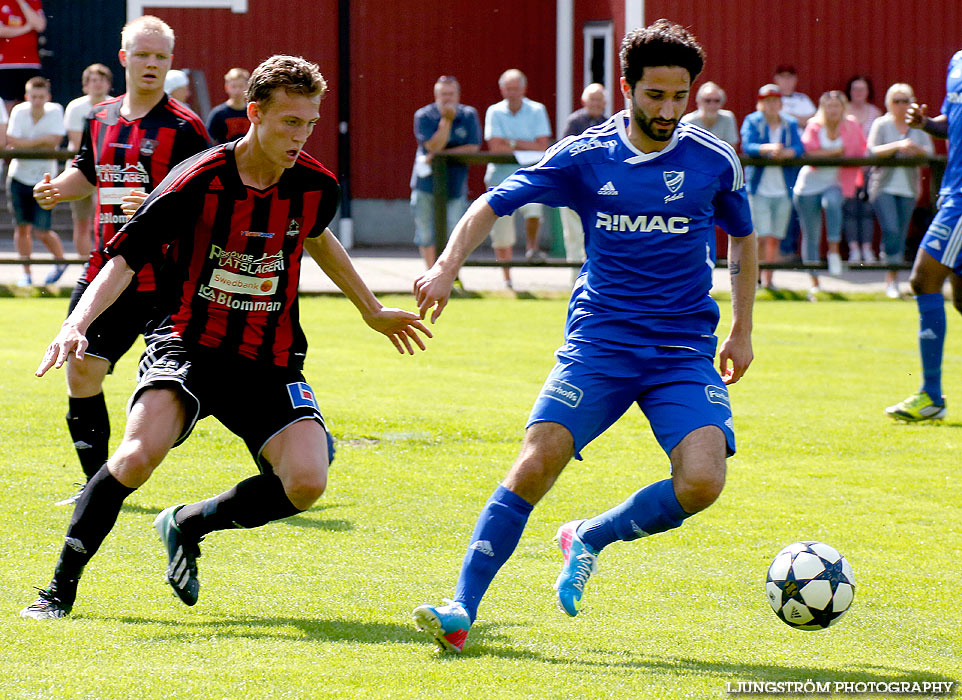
286, 218, 303, 237
139, 138, 158, 156
287, 382, 319, 411
663, 170, 685, 203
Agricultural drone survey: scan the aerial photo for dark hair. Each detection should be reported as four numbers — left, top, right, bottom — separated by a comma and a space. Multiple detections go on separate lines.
82, 63, 113, 87
845, 74, 874, 102
246, 55, 327, 107
620, 19, 705, 88
774, 64, 797, 76
25, 76, 49, 91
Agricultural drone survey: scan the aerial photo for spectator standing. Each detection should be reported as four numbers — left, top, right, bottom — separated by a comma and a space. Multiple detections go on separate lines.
484, 68, 551, 288
845, 75, 882, 137
842, 75, 883, 264
773, 64, 816, 127
164, 68, 190, 102
63, 63, 112, 259
410, 75, 481, 268
793, 90, 867, 296
740, 83, 802, 291
0, 0, 44, 113
558, 82, 608, 284
7, 75, 65, 286
867, 83, 934, 298
206, 67, 250, 144
681, 81, 738, 147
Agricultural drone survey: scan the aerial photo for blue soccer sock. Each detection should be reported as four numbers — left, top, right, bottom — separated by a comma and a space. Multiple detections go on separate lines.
576, 478, 690, 553
453, 484, 533, 623
916, 293, 946, 402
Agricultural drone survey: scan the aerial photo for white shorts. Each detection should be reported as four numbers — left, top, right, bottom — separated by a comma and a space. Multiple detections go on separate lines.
490, 202, 543, 248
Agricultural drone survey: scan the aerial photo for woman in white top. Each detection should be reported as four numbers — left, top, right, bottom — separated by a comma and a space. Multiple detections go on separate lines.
867, 83, 934, 298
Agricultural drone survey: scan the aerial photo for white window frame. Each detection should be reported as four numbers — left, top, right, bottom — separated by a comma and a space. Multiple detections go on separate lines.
582, 21, 615, 116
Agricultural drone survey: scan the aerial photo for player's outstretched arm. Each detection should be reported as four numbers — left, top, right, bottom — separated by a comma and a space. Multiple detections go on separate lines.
718, 232, 757, 385
36, 256, 135, 377
33, 168, 95, 210
413, 198, 499, 322
304, 230, 432, 355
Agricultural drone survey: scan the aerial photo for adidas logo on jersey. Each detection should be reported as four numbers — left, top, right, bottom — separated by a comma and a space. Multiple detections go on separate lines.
210, 176, 224, 190
597, 181, 619, 195
469, 540, 495, 557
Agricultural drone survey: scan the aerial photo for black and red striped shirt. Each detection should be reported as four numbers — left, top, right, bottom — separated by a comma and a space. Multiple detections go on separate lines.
74, 94, 210, 291
105, 141, 340, 369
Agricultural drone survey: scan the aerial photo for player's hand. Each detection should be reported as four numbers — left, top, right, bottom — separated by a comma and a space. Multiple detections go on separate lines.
36, 322, 88, 377
906, 103, 927, 129
33, 173, 60, 210
718, 331, 753, 386
363, 306, 433, 355
413, 264, 457, 323
120, 189, 148, 216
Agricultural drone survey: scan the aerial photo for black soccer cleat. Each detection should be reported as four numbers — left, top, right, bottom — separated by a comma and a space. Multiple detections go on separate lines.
153, 505, 202, 606
20, 588, 73, 620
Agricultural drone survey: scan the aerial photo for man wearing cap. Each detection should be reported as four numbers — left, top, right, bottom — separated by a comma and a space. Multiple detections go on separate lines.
740, 83, 803, 290
410, 76, 481, 268
164, 68, 190, 103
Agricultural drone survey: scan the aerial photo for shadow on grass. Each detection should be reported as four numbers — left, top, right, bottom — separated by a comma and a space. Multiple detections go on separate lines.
119, 502, 354, 531
453, 645, 957, 687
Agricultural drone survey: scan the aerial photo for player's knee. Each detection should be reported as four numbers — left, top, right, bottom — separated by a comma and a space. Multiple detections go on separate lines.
109, 443, 162, 487
284, 470, 327, 510
908, 272, 926, 296
674, 469, 725, 513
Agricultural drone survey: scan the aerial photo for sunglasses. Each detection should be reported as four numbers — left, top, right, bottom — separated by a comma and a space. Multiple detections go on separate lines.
891, 98, 912, 104
700, 97, 722, 103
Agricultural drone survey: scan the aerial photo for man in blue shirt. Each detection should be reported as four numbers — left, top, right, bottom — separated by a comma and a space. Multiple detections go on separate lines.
411, 20, 757, 653
411, 75, 481, 268
886, 50, 962, 422
484, 68, 552, 287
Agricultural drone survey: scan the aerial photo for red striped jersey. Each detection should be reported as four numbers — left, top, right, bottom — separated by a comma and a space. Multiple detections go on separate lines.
105, 141, 340, 369
73, 93, 210, 291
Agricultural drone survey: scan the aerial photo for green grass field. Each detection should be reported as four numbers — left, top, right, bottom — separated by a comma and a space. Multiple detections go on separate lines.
1, 294, 959, 699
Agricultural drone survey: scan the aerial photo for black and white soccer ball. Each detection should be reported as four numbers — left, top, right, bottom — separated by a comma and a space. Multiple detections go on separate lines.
766, 541, 855, 630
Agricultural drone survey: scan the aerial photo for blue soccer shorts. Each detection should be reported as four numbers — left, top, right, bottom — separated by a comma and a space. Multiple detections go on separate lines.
526, 344, 736, 460
920, 194, 962, 273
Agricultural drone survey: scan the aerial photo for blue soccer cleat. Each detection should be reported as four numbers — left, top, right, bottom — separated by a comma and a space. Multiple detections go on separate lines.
553, 520, 599, 617
412, 599, 471, 653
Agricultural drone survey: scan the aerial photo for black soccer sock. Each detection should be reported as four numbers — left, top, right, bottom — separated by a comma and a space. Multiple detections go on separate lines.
66, 394, 111, 480
174, 472, 302, 541
51, 464, 136, 596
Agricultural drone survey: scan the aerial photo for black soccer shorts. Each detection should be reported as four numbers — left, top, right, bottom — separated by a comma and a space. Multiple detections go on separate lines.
130, 336, 335, 471
68, 279, 159, 373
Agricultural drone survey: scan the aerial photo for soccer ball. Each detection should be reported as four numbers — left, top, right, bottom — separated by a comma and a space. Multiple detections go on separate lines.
766, 541, 855, 630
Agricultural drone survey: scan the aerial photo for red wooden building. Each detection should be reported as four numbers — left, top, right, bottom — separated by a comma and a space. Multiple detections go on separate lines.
122, 1, 962, 245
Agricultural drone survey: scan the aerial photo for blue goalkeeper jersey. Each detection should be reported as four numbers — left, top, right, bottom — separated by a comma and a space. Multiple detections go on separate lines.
485, 111, 753, 356
940, 50, 962, 197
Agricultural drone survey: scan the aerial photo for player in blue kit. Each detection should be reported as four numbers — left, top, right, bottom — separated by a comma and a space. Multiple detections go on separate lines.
885, 50, 962, 422
411, 19, 757, 653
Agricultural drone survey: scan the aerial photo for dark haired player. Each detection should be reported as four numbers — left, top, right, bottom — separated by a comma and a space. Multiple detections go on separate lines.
33, 15, 210, 504
885, 49, 962, 422
21, 54, 431, 619
412, 19, 757, 652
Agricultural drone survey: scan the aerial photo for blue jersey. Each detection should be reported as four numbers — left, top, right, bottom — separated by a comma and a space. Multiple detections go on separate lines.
485, 111, 753, 356
940, 50, 962, 196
